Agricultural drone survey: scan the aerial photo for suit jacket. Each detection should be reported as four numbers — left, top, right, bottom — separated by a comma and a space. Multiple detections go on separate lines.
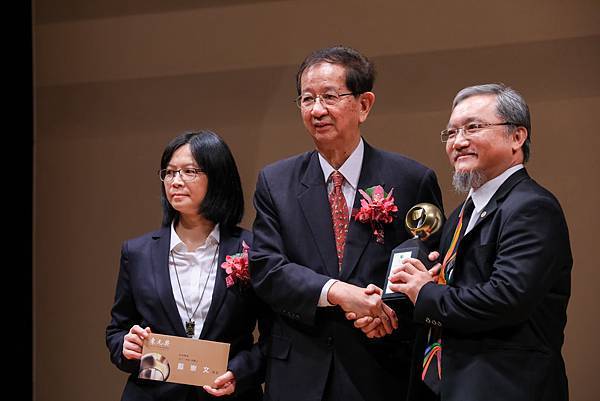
250, 141, 444, 401
415, 168, 572, 401
106, 226, 269, 401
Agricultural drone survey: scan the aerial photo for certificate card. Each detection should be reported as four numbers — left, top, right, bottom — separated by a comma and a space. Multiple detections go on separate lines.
138, 333, 230, 387
384, 250, 413, 294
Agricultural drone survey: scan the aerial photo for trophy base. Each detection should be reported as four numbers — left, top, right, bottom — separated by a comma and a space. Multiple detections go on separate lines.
382, 238, 434, 303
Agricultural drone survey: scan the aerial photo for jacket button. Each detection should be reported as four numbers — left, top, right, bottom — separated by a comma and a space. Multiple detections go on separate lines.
425, 317, 431, 324
326, 336, 334, 346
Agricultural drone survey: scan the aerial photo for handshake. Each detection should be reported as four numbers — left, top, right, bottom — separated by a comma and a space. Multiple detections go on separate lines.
327, 250, 442, 339
327, 281, 398, 339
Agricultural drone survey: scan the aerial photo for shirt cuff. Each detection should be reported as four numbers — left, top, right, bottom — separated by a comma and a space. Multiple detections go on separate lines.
318, 279, 339, 307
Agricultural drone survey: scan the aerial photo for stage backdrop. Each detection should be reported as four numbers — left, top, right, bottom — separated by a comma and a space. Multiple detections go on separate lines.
34, 1, 600, 400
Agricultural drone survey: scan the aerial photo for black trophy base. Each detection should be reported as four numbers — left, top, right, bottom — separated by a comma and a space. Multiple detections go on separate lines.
382, 237, 434, 303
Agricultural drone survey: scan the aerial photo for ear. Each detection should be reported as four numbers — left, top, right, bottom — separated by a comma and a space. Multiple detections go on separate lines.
511, 126, 528, 154
358, 92, 375, 123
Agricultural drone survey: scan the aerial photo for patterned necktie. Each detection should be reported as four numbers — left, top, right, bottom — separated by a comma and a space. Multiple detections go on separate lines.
422, 197, 474, 394
329, 171, 349, 270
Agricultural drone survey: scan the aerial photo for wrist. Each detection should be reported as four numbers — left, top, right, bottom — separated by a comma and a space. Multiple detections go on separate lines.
327, 281, 344, 305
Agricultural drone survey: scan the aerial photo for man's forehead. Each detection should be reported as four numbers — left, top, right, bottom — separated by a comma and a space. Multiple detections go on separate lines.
450, 94, 497, 119
300, 62, 347, 89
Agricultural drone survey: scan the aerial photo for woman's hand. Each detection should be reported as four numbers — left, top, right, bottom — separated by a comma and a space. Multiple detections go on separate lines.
203, 371, 236, 397
122, 325, 151, 360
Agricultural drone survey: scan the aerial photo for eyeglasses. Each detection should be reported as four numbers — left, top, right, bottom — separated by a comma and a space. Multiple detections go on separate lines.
294, 91, 354, 109
158, 168, 204, 182
440, 122, 516, 143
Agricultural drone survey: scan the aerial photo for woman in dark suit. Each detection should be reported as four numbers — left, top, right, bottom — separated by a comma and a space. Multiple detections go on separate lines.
106, 130, 269, 401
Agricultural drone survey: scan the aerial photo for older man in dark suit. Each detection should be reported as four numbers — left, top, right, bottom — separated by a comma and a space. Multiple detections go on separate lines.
250, 46, 444, 401
389, 83, 572, 401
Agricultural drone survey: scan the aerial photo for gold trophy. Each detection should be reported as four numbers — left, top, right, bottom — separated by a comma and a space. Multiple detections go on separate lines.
382, 203, 443, 302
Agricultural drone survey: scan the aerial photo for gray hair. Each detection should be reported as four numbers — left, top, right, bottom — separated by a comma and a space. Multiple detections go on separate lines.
452, 83, 531, 162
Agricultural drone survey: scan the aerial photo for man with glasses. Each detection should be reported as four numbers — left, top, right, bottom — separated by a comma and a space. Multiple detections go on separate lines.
388, 83, 572, 401
250, 46, 443, 401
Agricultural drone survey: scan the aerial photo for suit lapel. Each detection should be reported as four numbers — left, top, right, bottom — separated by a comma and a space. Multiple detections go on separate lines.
440, 209, 461, 257
200, 229, 241, 339
463, 168, 530, 243
151, 227, 187, 337
298, 151, 340, 278
340, 143, 384, 281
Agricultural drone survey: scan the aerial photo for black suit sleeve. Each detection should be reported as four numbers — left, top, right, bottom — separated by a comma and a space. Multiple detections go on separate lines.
105, 242, 142, 374
226, 232, 272, 393
228, 297, 272, 393
250, 170, 330, 326
414, 196, 571, 333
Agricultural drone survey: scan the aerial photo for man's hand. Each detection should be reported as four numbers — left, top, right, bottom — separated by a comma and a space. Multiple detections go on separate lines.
335, 283, 398, 338
328, 281, 380, 316
427, 251, 441, 281
388, 256, 440, 304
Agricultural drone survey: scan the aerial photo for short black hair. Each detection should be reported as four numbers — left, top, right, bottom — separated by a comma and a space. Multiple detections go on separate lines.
295, 45, 376, 96
159, 130, 244, 229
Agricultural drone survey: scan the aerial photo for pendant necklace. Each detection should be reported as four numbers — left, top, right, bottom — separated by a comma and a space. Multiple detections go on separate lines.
171, 242, 219, 338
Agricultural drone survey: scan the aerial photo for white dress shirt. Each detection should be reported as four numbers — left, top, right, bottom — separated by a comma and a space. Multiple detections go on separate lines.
169, 223, 220, 338
465, 164, 524, 234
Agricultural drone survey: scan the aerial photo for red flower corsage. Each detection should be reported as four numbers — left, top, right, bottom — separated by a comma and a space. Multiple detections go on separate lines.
221, 241, 250, 288
353, 185, 398, 244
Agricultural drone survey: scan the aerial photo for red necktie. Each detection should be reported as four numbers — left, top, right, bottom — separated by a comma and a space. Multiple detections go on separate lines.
329, 171, 349, 270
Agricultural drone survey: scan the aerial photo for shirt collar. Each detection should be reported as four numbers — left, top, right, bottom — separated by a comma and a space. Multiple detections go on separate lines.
318, 137, 364, 190
468, 164, 524, 212
170, 222, 220, 252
